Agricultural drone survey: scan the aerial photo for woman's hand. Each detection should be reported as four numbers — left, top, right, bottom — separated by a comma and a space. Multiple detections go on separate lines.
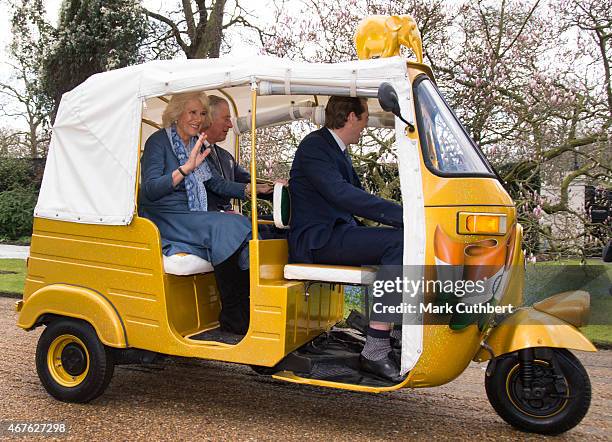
172, 133, 210, 187
182, 133, 211, 174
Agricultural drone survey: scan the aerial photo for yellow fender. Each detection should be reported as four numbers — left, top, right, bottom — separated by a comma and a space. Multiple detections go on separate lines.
474, 308, 596, 362
17, 284, 127, 348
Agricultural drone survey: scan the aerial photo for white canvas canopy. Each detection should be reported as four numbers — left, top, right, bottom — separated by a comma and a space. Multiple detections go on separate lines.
36, 56, 414, 224
35, 55, 425, 373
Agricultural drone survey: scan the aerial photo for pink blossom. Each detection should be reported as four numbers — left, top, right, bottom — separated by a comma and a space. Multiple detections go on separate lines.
533, 205, 543, 219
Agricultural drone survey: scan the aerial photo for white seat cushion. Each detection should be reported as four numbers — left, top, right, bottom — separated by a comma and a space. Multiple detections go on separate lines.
163, 253, 214, 275
284, 264, 377, 285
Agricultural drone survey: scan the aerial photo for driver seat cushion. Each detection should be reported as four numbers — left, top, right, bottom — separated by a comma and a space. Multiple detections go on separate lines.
284, 263, 377, 285
163, 253, 214, 275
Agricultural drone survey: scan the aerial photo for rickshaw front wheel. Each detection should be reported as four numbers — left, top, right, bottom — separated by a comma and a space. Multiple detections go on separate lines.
485, 348, 591, 435
36, 318, 114, 403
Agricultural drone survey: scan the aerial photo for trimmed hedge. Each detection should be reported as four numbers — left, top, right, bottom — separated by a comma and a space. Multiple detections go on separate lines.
0, 188, 38, 238
0, 157, 41, 240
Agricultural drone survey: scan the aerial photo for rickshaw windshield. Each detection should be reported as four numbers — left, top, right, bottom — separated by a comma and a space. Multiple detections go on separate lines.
414, 76, 494, 177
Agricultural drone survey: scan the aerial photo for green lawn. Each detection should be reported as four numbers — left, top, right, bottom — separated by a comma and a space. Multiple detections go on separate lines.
524, 259, 611, 345
580, 325, 612, 346
0, 259, 26, 295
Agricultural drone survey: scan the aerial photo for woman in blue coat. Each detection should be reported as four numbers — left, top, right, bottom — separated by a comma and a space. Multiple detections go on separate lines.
139, 91, 254, 335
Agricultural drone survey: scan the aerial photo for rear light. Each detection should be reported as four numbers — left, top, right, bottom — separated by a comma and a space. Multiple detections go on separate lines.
458, 212, 507, 235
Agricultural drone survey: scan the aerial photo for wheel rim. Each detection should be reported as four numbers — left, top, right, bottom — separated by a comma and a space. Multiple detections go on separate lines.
47, 334, 90, 387
505, 360, 569, 418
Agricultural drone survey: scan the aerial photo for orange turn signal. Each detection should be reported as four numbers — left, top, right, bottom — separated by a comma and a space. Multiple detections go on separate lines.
458, 212, 507, 235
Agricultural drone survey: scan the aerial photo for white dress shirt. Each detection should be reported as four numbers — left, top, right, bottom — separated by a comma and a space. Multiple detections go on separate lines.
327, 128, 347, 152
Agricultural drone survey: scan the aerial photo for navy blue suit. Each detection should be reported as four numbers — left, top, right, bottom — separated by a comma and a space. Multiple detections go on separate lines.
288, 128, 404, 267
206, 144, 251, 211
205, 144, 274, 212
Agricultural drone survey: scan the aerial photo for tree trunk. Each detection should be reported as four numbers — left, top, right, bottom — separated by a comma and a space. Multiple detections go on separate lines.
146, 0, 228, 60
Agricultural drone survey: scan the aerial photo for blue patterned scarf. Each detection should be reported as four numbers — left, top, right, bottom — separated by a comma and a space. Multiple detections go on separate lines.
167, 125, 211, 211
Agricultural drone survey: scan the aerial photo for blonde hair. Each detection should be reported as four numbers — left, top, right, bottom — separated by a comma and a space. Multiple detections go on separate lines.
161, 91, 211, 128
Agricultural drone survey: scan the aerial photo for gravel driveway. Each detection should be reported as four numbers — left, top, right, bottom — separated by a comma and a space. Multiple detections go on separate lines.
1, 296, 610, 441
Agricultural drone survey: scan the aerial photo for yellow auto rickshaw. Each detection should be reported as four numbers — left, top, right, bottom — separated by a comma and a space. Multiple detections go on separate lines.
15, 15, 596, 435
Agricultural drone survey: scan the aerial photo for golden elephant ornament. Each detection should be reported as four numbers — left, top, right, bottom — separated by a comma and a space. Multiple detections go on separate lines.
355, 15, 423, 62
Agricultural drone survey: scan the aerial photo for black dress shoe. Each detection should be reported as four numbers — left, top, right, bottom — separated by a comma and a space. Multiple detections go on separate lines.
390, 348, 401, 366
359, 352, 404, 383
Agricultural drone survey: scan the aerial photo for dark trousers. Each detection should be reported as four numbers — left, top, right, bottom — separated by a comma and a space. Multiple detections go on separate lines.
258, 223, 288, 240
213, 246, 250, 334
312, 225, 403, 266
312, 225, 404, 323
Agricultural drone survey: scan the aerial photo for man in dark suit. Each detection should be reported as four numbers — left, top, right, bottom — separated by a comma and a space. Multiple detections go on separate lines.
289, 96, 404, 382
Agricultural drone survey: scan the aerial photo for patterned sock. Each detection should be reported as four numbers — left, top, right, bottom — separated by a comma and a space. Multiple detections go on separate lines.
361, 327, 391, 361
390, 324, 402, 341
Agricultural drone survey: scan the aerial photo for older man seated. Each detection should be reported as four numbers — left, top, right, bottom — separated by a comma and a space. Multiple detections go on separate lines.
203, 95, 287, 238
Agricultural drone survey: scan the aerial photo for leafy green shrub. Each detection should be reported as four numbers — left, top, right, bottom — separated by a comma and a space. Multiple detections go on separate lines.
0, 158, 34, 191
0, 188, 38, 239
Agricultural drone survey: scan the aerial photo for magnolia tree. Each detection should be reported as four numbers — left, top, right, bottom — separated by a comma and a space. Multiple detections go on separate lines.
433, 0, 611, 258
259, 0, 610, 258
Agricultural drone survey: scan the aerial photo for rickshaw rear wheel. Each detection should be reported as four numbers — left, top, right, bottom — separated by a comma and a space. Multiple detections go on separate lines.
485, 348, 590, 435
36, 318, 114, 403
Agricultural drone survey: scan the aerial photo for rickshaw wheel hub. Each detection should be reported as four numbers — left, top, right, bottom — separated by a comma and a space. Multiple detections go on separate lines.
507, 362, 569, 418
61, 343, 87, 376
46, 334, 90, 387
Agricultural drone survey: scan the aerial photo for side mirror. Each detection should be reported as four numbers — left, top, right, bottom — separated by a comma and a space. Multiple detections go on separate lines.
378, 82, 401, 115
377, 82, 415, 132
